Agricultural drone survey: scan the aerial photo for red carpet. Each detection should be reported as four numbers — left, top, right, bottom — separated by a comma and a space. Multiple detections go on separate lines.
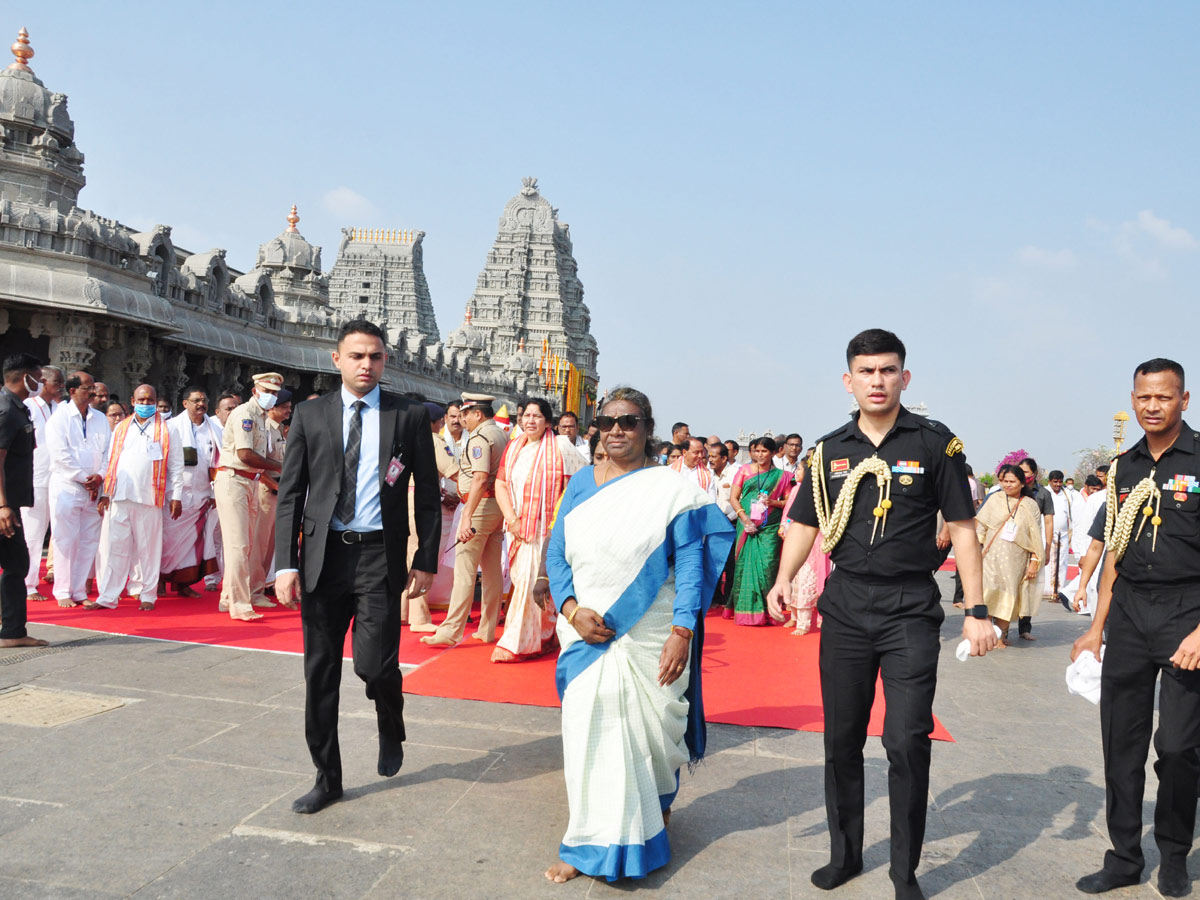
402, 610, 953, 741
26, 562, 951, 740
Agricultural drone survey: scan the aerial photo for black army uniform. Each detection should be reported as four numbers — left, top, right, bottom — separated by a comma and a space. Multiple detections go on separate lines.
789, 406, 975, 892
0, 386, 35, 640
1097, 423, 1200, 884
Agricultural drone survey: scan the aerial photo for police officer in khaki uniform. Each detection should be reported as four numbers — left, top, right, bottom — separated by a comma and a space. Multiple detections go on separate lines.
403, 401, 460, 632
214, 372, 284, 621
250, 387, 291, 606
421, 392, 508, 646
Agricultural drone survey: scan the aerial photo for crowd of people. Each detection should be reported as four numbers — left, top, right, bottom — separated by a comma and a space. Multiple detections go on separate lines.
3, 324, 1199, 900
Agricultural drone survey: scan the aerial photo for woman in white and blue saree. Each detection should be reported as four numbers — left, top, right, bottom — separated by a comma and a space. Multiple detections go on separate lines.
543, 389, 735, 884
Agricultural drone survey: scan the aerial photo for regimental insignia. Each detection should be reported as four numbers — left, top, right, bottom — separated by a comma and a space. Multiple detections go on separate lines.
472, 446, 483, 459
892, 460, 924, 474
945, 437, 964, 458
1175, 491, 1189, 502
241, 419, 253, 432
899, 474, 914, 486
1162, 474, 1200, 493
442, 445, 453, 456
830, 458, 850, 473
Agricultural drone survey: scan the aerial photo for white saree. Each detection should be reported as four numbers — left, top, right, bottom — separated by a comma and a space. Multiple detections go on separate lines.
547, 465, 734, 880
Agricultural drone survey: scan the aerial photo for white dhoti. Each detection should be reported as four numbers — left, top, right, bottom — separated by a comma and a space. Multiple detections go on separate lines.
22, 485, 50, 594
49, 484, 102, 604
205, 514, 223, 590
1043, 532, 1070, 597
160, 501, 214, 584
96, 500, 164, 607
427, 507, 457, 606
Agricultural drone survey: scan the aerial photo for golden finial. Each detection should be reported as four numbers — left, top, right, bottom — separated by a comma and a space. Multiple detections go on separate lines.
9, 27, 33, 72
465, 307, 472, 324
388, 229, 395, 243
407, 229, 413, 243
519, 338, 526, 351
285, 204, 299, 233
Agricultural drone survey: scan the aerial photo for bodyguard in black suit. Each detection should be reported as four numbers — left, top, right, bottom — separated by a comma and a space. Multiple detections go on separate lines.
275, 319, 441, 814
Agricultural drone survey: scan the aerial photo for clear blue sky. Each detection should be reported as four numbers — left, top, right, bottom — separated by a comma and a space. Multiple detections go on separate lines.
13, 2, 1200, 473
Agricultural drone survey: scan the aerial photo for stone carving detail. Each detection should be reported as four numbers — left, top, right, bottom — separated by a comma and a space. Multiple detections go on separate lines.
122, 328, 152, 385
48, 315, 96, 370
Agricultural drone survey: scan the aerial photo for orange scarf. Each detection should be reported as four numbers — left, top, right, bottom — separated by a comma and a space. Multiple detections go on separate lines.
671, 457, 712, 491
498, 431, 567, 549
103, 413, 170, 507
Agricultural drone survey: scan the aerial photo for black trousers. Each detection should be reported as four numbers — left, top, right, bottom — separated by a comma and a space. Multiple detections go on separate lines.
817, 571, 943, 883
716, 537, 737, 608
1099, 582, 1200, 878
300, 538, 405, 793
0, 509, 30, 640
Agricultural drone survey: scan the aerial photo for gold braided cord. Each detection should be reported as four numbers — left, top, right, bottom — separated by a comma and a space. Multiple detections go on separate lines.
810, 441, 893, 555
1104, 456, 1162, 561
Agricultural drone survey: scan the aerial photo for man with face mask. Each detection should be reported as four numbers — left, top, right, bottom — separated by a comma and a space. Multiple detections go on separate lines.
88, 384, 183, 611
213, 373, 284, 621
21, 365, 63, 603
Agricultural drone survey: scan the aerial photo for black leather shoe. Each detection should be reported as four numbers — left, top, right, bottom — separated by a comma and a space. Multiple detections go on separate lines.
378, 740, 404, 777
890, 870, 926, 900
1076, 869, 1140, 894
1159, 861, 1190, 898
811, 862, 863, 890
291, 785, 343, 814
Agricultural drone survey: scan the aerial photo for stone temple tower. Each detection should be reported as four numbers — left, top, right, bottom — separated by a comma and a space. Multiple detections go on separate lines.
327, 227, 439, 345
448, 177, 598, 388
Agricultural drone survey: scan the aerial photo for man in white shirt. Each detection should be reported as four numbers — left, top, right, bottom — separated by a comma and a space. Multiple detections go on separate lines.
774, 433, 804, 476
1045, 469, 1072, 599
45, 372, 110, 607
161, 387, 223, 597
709, 441, 738, 521
441, 401, 467, 460
557, 410, 590, 462
88, 384, 183, 610
670, 437, 718, 500
204, 391, 242, 592
21, 365, 63, 602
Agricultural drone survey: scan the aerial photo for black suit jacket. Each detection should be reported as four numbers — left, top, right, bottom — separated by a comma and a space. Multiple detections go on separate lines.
275, 390, 441, 595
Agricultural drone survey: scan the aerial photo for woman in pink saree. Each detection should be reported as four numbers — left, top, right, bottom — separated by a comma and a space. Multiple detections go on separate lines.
492, 398, 586, 662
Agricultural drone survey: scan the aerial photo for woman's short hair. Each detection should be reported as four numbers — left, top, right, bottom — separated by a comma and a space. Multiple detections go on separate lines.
604, 386, 657, 459
749, 435, 777, 454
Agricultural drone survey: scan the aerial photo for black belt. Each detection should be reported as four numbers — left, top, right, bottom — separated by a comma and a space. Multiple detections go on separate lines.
333, 529, 384, 545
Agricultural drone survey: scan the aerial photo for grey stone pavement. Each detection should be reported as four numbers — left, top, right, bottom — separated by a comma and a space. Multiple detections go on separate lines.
0, 574, 1184, 899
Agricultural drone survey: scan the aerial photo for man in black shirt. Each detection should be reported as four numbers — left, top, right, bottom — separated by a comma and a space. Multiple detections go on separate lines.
0, 353, 47, 648
1072, 358, 1200, 898
767, 329, 996, 900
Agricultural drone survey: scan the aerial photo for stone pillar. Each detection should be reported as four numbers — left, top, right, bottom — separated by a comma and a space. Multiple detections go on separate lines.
313, 373, 339, 392
122, 328, 152, 392
161, 346, 189, 408
34, 314, 96, 372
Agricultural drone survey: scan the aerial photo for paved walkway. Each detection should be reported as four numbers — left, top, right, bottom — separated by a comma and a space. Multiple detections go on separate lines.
0, 576, 1178, 898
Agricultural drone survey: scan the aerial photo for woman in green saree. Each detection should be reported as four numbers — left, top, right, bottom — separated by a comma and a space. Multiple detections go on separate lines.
728, 437, 793, 625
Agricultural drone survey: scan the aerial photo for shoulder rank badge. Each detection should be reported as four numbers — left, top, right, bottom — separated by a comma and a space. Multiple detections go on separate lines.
945, 437, 964, 457
241, 419, 253, 432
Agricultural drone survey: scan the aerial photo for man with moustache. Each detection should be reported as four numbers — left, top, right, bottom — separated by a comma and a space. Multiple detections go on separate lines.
1072, 359, 1200, 897
767, 328, 995, 900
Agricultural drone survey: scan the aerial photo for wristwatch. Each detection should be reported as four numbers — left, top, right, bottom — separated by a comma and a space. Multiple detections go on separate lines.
964, 604, 989, 619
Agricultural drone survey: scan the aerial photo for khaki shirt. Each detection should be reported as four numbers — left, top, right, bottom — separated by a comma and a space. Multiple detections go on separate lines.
265, 418, 286, 465
221, 399, 270, 474
457, 419, 507, 495
435, 441, 460, 483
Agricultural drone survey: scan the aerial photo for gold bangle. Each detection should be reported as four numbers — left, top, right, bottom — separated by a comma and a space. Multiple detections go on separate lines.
671, 625, 693, 640
567, 605, 581, 625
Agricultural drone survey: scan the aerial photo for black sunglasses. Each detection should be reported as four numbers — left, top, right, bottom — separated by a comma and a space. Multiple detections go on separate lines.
594, 414, 647, 432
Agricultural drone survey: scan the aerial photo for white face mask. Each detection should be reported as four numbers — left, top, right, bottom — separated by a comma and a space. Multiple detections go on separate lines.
24, 374, 40, 397
255, 390, 277, 411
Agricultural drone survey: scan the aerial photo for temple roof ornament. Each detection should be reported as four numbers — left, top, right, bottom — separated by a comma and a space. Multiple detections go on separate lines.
8, 27, 32, 72
520, 176, 538, 197
285, 204, 299, 233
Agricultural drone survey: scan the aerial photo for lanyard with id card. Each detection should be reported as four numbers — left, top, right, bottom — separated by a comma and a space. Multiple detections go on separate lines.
385, 442, 405, 487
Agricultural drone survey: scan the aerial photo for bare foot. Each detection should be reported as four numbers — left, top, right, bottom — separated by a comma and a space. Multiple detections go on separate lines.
177, 585, 201, 598
1020, 633, 1036, 641
56, 597, 78, 608
544, 861, 581, 883
26, 592, 47, 603
0, 636, 49, 648
138, 602, 154, 611
491, 646, 518, 663
663, 807, 672, 828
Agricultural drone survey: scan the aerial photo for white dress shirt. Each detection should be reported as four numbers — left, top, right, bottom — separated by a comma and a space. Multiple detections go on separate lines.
104, 414, 184, 505
24, 396, 58, 489
168, 413, 222, 504
331, 384, 383, 532
46, 401, 110, 492
711, 463, 738, 519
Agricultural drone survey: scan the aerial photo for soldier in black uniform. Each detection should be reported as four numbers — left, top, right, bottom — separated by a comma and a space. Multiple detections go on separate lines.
1071, 358, 1200, 898
767, 329, 996, 900
0, 353, 48, 648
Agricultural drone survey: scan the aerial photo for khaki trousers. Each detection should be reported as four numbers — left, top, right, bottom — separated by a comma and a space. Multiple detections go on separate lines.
251, 483, 277, 603
399, 486, 432, 628
214, 470, 259, 619
432, 500, 504, 643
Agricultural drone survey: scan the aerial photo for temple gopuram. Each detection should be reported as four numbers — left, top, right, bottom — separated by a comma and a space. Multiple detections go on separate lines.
0, 29, 599, 412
